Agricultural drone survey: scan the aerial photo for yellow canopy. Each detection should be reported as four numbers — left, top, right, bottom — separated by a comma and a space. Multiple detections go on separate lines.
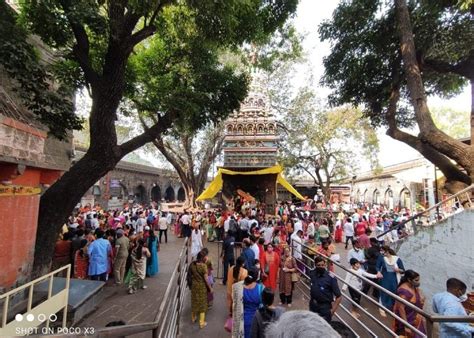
196, 165, 305, 201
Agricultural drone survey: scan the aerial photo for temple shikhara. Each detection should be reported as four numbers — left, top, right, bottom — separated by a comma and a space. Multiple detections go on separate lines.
223, 68, 278, 169
197, 68, 304, 213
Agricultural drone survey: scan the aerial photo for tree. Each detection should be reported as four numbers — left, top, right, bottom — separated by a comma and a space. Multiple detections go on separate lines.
19, 0, 298, 276
145, 122, 225, 209
431, 107, 470, 139
279, 87, 379, 202
134, 19, 303, 209
320, 0, 473, 195
0, 2, 82, 139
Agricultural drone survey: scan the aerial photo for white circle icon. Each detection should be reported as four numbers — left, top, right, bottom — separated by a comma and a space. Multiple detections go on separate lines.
37, 314, 46, 322
49, 314, 57, 322
26, 314, 34, 322
15, 314, 23, 322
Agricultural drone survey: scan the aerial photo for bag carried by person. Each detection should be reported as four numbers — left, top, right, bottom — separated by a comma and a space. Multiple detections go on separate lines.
224, 316, 233, 332
229, 219, 238, 233
186, 263, 193, 288
291, 272, 300, 282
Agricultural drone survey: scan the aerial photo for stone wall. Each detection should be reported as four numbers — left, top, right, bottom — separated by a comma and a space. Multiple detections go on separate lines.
395, 209, 474, 310
80, 165, 184, 209
351, 178, 421, 211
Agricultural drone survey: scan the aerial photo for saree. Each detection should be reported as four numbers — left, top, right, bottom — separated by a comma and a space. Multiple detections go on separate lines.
231, 281, 245, 338
393, 285, 426, 337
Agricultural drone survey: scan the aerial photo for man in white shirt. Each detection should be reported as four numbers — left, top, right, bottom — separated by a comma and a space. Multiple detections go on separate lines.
224, 217, 231, 234
180, 211, 191, 238
158, 212, 168, 243
347, 240, 366, 267
352, 211, 360, 223
343, 218, 355, 249
90, 213, 99, 230
250, 236, 260, 260
135, 213, 146, 234
262, 223, 274, 244
291, 230, 303, 260
294, 218, 303, 234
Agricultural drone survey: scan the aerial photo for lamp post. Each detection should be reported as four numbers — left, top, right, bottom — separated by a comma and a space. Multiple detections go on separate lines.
350, 175, 357, 209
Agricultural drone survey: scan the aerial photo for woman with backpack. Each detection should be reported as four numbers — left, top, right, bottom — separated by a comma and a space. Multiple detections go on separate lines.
250, 287, 285, 338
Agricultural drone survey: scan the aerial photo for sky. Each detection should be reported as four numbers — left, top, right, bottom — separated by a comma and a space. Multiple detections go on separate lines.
292, 0, 471, 171
80, 0, 471, 173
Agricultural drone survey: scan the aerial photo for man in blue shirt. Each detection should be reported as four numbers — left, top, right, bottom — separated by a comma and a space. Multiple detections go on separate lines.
432, 278, 473, 338
88, 229, 112, 281
221, 230, 235, 285
240, 238, 255, 271
309, 256, 342, 322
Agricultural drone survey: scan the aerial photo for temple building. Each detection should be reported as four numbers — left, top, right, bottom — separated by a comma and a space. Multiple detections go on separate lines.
223, 68, 278, 169
197, 68, 304, 213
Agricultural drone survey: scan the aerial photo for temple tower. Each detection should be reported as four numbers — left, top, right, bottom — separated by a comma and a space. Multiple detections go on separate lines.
221, 68, 280, 213
223, 68, 279, 169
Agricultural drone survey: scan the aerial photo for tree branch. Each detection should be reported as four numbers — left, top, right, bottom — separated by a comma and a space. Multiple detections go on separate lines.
423, 51, 474, 80
119, 111, 176, 155
59, 1, 99, 85
385, 87, 471, 186
122, 0, 172, 54
395, 0, 470, 167
152, 137, 188, 183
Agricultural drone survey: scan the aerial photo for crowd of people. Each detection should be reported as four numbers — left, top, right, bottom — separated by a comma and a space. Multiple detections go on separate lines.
53, 198, 472, 337
51, 203, 173, 294
182, 199, 472, 338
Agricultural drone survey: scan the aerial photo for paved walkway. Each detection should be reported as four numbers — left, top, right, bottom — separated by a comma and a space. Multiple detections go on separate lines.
179, 242, 393, 337
77, 233, 186, 334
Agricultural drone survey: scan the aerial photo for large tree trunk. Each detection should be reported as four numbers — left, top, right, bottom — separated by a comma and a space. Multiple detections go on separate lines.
471, 79, 474, 150
395, 0, 474, 180
33, 96, 174, 277
182, 182, 198, 210
33, 148, 120, 277
385, 87, 472, 195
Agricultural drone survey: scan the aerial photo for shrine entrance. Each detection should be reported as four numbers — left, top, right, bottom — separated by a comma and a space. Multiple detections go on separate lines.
222, 173, 277, 214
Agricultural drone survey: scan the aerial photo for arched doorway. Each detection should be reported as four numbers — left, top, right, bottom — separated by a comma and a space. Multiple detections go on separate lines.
134, 185, 146, 204
355, 189, 361, 203
400, 188, 411, 209
384, 188, 394, 210
165, 186, 175, 202
373, 189, 380, 204
177, 187, 185, 201
151, 185, 161, 203
363, 189, 368, 203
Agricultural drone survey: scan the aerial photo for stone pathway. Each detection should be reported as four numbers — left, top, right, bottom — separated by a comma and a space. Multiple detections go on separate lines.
77, 233, 186, 336
179, 241, 393, 337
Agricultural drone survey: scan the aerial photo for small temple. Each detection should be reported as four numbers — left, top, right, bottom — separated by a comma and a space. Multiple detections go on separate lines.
197, 67, 304, 214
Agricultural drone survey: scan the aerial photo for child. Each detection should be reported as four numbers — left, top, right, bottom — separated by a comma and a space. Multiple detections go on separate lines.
343, 258, 382, 317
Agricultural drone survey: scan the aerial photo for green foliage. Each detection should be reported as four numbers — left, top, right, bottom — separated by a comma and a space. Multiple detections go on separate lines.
430, 106, 470, 138
0, 1, 83, 139
127, 5, 249, 134
18, 0, 298, 140
279, 87, 379, 188
189, 0, 298, 47
319, 0, 471, 128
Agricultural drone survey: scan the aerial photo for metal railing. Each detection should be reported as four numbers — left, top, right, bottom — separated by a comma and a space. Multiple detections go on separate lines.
79, 238, 190, 338
0, 265, 71, 336
377, 184, 474, 240
291, 240, 474, 337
